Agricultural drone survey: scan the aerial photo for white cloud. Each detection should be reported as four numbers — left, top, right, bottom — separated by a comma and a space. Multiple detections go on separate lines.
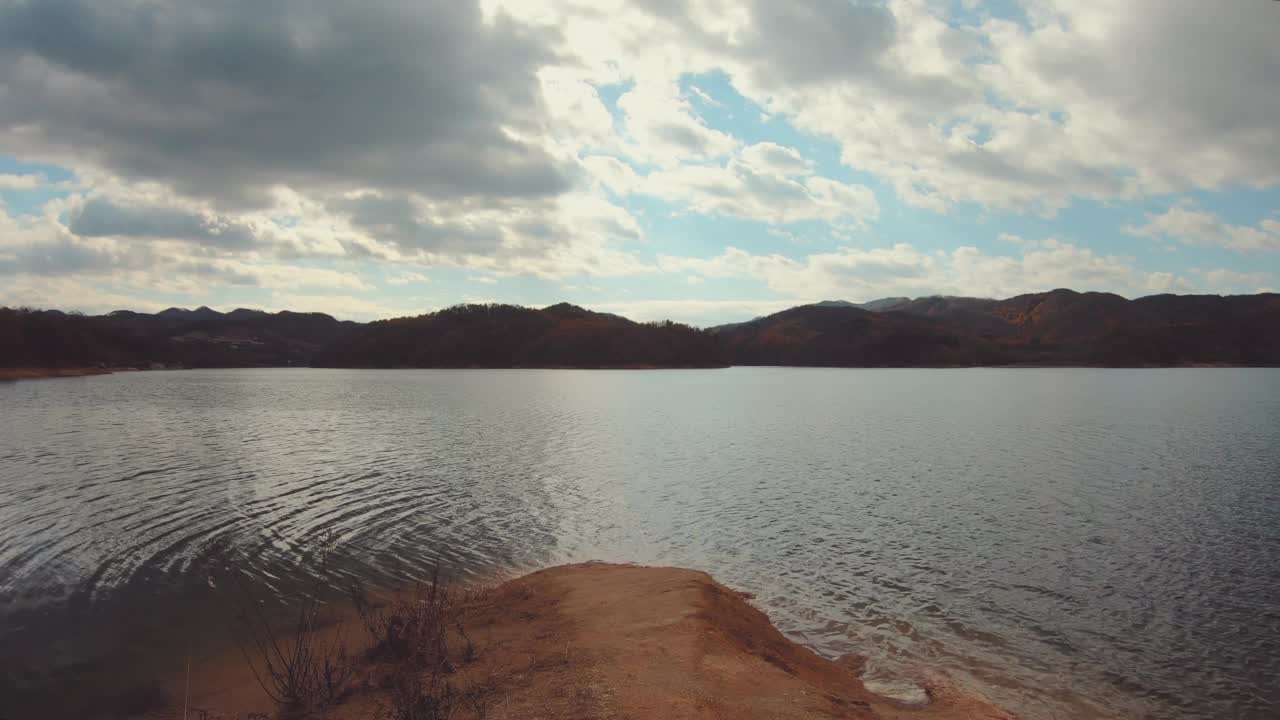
635, 152, 878, 226
615, 79, 739, 167
0, 203, 370, 296
2, 173, 657, 290
1125, 205, 1280, 254
538, 66, 621, 155
660, 238, 1196, 301
686, 85, 722, 108
386, 271, 431, 286
0, 275, 173, 315
740, 142, 813, 177
233, 264, 369, 292
1194, 268, 1276, 294
0, 0, 571, 208
581, 155, 642, 196
0, 174, 43, 190
495, 0, 1280, 213
588, 298, 804, 326
3, 0, 1278, 314
263, 293, 426, 321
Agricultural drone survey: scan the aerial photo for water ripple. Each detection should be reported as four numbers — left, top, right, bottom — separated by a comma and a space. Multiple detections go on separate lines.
1, 368, 1278, 720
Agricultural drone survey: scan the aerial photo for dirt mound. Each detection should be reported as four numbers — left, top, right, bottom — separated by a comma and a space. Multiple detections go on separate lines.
167, 562, 1012, 719
459, 562, 1011, 720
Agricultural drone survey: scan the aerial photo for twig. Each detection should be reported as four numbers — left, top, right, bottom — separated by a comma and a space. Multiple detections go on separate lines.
182, 649, 191, 720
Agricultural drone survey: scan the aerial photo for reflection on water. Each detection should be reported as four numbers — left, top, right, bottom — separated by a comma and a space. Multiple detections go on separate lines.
2, 368, 1279, 719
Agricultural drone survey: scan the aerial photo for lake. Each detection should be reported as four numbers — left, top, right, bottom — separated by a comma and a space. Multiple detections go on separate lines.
2, 368, 1278, 719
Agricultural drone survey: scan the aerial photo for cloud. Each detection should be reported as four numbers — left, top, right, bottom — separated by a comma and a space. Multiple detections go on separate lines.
1125, 205, 1280, 254
0, 0, 570, 209
660, 238, 1196, 301
538, 66, 621, 154
0, 235, 121, 276
503, 0, 1280, 213
729, 0, 897, 87
327, 192, 507, 256
227, 263, 369, 292
386, 271, 431, 287
978, 1, 1280, 195
739, 143, 813, 177
624, 142, 878, 226
637, 162, 878, 226
615, 79, 738, 167
68, 197, 261, 250
587, 297, 804, 326
686, 85, 722, 108
346, 190, 652, 279
0, 275, 173, 314
0, 205, 150, 276
0, 173, 43, 190
1194, 269, 1276, 294
0, 203, 368, 295
2, 0, 1277, 317
262, 293, 426, 322
0, 0, 643, 296
7, 0, 1279, 223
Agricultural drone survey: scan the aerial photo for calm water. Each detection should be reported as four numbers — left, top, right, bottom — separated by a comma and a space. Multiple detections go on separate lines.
2, 368, 1278, 719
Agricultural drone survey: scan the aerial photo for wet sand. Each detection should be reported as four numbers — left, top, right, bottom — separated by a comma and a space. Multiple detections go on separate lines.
163, 562, 1012, 719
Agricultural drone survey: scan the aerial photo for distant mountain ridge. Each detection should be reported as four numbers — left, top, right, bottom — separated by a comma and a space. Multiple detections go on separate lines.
1, 305, 359, 369
3, 289, 1278, 369
707, 297, 912, 332
0, 303, 725, 370
809, 297, 912, 312
714, 289, 1280, 366
313, 302, 725, 368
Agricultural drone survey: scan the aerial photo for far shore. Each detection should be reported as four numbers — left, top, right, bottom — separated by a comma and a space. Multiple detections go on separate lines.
0, 366, 119, 381
3, 363, 1272, 384
163, 562, 1011, 720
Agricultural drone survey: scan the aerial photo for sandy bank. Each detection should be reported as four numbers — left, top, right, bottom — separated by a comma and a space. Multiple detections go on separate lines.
171, 562, 1011, 719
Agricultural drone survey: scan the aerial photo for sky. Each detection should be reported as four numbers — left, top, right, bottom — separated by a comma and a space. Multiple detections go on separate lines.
1, 0, 1278, 326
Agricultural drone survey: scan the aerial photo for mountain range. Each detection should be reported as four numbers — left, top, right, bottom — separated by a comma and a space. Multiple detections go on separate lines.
3, 289, 1278, 370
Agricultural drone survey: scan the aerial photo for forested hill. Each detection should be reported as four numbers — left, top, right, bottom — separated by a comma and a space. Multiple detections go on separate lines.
713, 290, 1280, 367
3, 290, 1279, 370
311, 303, 727, 368
0, 305, 359, 369
0, 303, 728, 370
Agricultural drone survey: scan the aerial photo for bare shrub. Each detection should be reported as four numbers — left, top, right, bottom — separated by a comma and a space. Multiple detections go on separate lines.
455, 620, 476, 666
228, 547, 354, 719
379, 644, 505, 720
458, 665, 504, 720
225, 553, 502, 720
383, 662, 457, 720
349, 565, 453, 670
348, 566, 505, 720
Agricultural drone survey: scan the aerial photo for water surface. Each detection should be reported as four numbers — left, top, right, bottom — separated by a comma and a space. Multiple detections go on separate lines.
2, 368, 1278, 718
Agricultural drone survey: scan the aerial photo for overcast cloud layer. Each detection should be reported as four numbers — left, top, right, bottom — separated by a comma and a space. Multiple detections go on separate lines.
1, 0, 1277, 323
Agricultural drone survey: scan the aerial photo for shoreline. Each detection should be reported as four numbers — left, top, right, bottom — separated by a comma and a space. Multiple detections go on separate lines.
0, 367, 118, 381
166, 562, 1011, 720
3, 363, 1274, 384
